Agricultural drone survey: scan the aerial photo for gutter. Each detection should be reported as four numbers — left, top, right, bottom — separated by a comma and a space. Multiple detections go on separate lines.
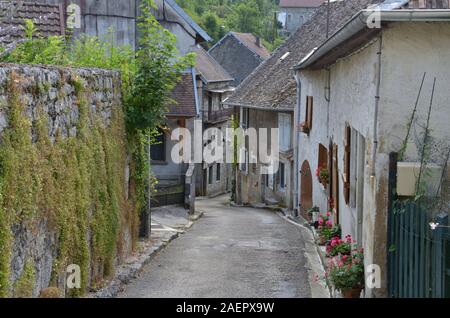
224, 102, 294, 113
293, 74, 302, 215
294, 9, 450, 70
191, 67, 200, 117
372, 36, 383, 177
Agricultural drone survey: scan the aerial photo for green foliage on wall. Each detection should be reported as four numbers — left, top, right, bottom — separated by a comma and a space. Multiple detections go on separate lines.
0, 71, 136, 297
13, 259, 36, 298
0, 0, 194, 297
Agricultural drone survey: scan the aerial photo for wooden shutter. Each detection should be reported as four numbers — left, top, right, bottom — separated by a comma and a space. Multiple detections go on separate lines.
307, 96, 313, 130
331, 143, 339, 224
304, 96, 313, 130
343, 125, 351, 205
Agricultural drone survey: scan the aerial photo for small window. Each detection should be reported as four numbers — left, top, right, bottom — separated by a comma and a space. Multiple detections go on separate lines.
216, 163, 221, 181
150, 127, 166, 162
241, 107, 249, 129
279, 163, 285, 189
208, 166, 213, 185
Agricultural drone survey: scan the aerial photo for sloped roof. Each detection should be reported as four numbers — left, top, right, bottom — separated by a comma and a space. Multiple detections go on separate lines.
192, 45, 233, 83
224, 0, 382, 111
230, 32, 271, 60
0, 1, 64, 45
162, 0, 212, 42
166, 71, 197, 118
280, 0, 325, 8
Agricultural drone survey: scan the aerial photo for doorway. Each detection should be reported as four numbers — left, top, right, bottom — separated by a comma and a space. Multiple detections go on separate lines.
300, 160, 313, 220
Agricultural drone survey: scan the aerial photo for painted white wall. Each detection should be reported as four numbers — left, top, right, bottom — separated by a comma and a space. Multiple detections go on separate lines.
296, 22, 450, 297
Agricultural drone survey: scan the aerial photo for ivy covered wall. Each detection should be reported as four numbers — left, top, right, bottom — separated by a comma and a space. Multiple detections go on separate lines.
0, 64, 139, 297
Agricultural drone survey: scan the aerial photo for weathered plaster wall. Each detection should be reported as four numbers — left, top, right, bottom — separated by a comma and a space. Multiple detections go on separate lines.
380, 22, 450, 164
204, 120, 231, 197
0, 63, 135, 297
298, 23, 450, 298
279, 7, 317, 35
298, 39, 380, 296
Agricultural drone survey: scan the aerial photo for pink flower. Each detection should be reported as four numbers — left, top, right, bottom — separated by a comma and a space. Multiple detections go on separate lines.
326, 212, 331, 217
318, 218, 324, 225
342, 255, 348, 262
326, 220, 333, 227
338, 261, 344, 267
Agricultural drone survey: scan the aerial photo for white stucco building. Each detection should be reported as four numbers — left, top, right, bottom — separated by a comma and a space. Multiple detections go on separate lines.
294, 8, 450, 297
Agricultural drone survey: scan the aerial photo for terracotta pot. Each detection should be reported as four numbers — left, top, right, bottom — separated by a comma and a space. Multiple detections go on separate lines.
342, 288, 362, 298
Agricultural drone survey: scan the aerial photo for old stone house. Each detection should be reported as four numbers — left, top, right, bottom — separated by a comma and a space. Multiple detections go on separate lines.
191, 45, 234, 198
278, 0, 323, 35
293, 0, 450, 297
208, 32, 270, 87
223, 31, 297, 210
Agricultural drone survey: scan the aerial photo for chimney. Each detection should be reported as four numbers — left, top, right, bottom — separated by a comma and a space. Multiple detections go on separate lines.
256, 36, 261, 48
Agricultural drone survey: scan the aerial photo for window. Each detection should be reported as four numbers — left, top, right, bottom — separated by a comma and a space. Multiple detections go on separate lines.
241, 107, 249, 129
318, 144, 328, 169
279, 163, 285, 190
300, 96, 313, 135
150, 127, 165, 162
208, 166, 213, 185
278, 113, 292, 152
216, 163, 221, 181
343, 125, 352, 205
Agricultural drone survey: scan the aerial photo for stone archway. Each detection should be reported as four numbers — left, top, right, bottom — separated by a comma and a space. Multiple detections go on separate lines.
300, 160, 313, 220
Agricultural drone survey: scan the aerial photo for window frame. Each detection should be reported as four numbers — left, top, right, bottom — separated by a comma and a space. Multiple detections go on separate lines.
150, 127, 166, 164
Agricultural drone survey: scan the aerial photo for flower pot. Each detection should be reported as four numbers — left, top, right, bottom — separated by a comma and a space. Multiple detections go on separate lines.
342, 288, 362, 298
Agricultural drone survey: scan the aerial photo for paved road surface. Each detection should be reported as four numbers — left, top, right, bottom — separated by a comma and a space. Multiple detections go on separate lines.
118, 195, 311, 298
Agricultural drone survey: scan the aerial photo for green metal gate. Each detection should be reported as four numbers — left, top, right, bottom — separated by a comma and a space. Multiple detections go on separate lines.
388, 201, 449, 298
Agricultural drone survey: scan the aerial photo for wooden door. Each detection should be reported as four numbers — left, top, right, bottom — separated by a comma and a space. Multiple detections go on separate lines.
300, 160, 313, 220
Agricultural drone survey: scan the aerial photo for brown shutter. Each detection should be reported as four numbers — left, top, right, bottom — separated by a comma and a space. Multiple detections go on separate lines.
343, 125, 351, 205
331, 143, 339, 224
307, 96, 313, 130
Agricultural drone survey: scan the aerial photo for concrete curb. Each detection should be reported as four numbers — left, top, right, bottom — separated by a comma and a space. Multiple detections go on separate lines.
89, 211, 204, 298
276, 212, 332, 298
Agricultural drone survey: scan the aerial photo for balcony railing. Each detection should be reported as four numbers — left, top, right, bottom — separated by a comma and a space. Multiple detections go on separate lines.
202, 108, 234, 123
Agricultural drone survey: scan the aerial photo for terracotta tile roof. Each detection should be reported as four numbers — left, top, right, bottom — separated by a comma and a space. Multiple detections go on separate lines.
166, 72, 197, 118
280, 0, 325, 8
230, 32, 271, 60
0, 1, 64, 45
192, 45, 233, 83
225, 0, 382, 111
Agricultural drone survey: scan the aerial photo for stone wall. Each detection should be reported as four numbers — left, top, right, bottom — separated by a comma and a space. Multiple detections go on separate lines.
0, 63, 137, 297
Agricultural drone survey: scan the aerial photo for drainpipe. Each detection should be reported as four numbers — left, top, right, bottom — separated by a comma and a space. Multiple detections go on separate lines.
371, 36, 382, 177
294, 72, 302, 216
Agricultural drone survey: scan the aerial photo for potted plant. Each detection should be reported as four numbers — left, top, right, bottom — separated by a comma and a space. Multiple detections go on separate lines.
299, 122, 310, 135
326, 235, 353, 257
307, 206, 320, 224
327, 246, 365, 298
317, 212, 334, 245
316, 166, 329, 187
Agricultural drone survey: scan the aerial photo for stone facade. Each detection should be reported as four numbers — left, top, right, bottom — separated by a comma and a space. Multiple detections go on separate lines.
0, 63, 133, 297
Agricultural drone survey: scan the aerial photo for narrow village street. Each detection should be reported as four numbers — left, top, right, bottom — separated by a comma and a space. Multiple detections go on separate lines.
118, 195, 314, 298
